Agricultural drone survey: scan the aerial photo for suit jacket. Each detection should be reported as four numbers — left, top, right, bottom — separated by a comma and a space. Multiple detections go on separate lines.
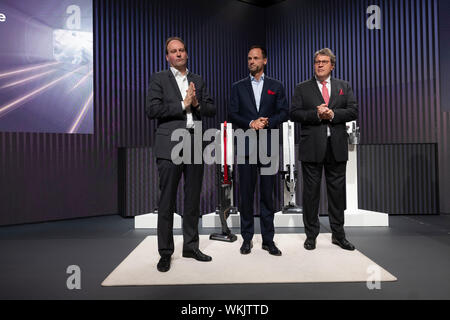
145, 69, 216, 160
228, 76, 289, 156
290, 77, 358, 162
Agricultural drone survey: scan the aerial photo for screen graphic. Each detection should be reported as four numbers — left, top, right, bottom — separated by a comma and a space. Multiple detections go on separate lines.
0, 0, 93, 134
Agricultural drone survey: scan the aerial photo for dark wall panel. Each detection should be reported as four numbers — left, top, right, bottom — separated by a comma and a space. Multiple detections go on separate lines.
119, 147, 218, 217
357, 144, 438, 214
296, 144, 438, 215
120, 147, 285, 217
0, 132, 117, 225
122, 143, 438, 217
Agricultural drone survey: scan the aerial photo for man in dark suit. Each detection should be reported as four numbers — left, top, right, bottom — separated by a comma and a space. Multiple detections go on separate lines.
145, 37, 216, 272
228, 45, 289, 256
290, 48, 358, 251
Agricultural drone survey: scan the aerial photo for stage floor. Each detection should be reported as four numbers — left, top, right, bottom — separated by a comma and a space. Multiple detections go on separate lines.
0, 214, 449, 299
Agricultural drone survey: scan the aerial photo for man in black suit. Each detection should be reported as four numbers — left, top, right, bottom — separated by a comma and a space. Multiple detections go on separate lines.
145, 37, 216, 272
228, 45, 289, 256
290, 48, 358, 251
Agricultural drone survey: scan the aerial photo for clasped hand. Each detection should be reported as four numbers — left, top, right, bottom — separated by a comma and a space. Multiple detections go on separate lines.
183, 82, 198, 109
317, 103, 334, 120
250, 117, 268, 130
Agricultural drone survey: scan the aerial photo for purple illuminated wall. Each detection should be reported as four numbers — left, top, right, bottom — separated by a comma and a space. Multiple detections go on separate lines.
0, 0, 447, 226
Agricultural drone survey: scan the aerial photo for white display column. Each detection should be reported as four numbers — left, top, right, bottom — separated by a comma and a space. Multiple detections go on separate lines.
344, 144, 389, 226
135, 212, 181, 229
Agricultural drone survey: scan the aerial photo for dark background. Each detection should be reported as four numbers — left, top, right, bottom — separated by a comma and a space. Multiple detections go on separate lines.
0, 0, 449, 226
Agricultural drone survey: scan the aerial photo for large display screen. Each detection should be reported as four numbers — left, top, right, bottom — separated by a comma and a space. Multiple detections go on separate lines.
0, 0, 93, 134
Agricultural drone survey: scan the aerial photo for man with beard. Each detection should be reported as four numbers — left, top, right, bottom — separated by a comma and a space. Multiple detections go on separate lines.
228, 45, 288, 256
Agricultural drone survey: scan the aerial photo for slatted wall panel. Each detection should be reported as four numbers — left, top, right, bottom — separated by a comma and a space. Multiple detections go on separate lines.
289, 144, 438, 215
0, 0, 265, 225
439, 114, 450, 213
100, 0, 265, 147
0, 0, 446, 225
438, 0, 450, 213
357, 144, 438, 214
119, 147, 219, 217
120, 147, 286, 217
266, 0, 439, 145
265, 0, 443, 214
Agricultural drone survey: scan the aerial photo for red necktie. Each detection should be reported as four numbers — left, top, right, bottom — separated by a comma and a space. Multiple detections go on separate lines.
321, 81, 329, 106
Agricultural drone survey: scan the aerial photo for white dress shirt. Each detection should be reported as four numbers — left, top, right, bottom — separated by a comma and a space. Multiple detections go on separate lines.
249, 73, 265, 128
171, 67, 194, 129
316, 75, 332, 136
250, 73, 265, 112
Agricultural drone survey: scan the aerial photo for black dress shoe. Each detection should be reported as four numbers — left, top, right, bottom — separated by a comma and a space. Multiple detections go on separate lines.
332, 237, 355, 251
240, 240, 253, 254
304, 238, 316, 250
262, 243, 282, 256
157, 255, 171, 272
182, 249, 212, 261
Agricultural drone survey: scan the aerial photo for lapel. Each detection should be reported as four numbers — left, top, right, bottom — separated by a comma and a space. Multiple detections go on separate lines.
311, 77, 324, 105
187, 72, 195, 87
167, 70, 183, 100
244, 76, 258, 112
259, 76, 271, 114
328, 77, 339, 109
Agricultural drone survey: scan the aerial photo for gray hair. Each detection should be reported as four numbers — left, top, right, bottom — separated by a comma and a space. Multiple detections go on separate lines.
314, 48, 336, 66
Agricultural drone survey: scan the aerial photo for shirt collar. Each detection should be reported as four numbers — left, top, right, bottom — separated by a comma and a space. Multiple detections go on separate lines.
250, 73, 265, 82
170, 67, 189, 78
316, 75, 331, 85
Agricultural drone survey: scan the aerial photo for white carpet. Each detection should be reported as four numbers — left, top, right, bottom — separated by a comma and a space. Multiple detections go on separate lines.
102, 233, 397, 286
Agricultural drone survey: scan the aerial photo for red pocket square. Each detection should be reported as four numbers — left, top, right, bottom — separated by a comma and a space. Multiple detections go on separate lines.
268, 89, 276, 95
339, 89, 344, 95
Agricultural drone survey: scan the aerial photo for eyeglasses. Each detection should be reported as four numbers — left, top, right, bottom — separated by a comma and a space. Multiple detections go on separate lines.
314, 60, 331, 65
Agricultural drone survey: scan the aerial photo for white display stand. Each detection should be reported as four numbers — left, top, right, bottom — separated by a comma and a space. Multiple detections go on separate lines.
201, 211, 303, 228
344, 144, 389, 226
134, 211, 304, 229
135, 212, 181, 229
201, 212, 241, 228
135, 122, 389, 229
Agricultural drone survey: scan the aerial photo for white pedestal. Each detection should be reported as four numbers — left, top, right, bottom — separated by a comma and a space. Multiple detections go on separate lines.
344, 144, 389, 226
134, 212, 182, 229
344, 209, 390, 226
134, 145, 389, 229
201, 212, 241, 228
201, 211, 305, 228
274, 212, 304, 227
133, 209, 388, 229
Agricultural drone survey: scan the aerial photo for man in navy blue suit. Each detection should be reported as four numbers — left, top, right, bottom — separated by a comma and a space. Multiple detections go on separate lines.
228, 45, 289, 256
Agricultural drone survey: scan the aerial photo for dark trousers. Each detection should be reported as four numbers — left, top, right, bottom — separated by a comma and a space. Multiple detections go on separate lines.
301, 138, 347, 240
238, 162, 275, 245
156, 158, 204, 256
